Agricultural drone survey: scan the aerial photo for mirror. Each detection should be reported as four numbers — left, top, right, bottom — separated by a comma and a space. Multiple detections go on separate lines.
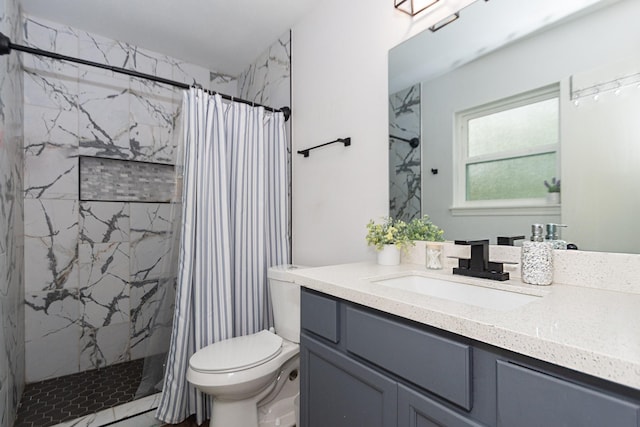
389, 0, 640, 254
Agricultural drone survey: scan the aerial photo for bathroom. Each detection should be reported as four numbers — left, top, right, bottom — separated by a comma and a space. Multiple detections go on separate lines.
2, 0, 640, 426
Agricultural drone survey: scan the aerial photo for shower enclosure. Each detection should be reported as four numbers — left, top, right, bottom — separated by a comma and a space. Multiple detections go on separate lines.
3, 13, 292, 426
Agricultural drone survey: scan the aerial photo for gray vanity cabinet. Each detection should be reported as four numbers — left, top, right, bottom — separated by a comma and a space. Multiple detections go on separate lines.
300, 288, 485, 427
398, 384, 485, 427
300, 288, 640, 427
496, 361, 640, 427
301, 336, 397, 427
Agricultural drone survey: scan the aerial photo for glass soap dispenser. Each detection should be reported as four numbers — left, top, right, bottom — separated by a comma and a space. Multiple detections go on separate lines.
545, 223, 568, 249
521, 224, 554, 286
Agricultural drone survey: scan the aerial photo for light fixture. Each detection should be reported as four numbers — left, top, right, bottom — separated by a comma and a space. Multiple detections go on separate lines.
394, 0, 439, 17
570, 72, 640, 104
429, 13, 460, 32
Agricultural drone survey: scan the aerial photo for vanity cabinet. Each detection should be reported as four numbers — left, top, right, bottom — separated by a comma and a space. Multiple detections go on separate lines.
496, 361, 640, 426
302, 335, 397, 427
300, 288, 640, 427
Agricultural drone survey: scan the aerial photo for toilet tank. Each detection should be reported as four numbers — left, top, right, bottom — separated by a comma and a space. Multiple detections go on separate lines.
268, 265, 305, 344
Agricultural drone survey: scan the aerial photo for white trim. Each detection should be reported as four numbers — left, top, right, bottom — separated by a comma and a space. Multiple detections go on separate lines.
450, 204, 560, 217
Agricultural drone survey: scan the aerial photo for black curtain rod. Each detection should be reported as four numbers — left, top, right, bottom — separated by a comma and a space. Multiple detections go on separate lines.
0, 31, 290, 121
389, 134, 420, 148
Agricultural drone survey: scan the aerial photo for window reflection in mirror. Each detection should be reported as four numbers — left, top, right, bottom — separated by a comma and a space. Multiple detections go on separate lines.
456, 84, 559, 205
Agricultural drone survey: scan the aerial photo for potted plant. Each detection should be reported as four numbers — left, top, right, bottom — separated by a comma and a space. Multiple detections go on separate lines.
544, 177, 561, 204
366, 217, 411, 265
405, 215, 445, 242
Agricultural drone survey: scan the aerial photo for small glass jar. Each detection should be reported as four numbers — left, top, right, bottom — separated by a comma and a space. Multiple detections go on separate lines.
426, 242, 443, 270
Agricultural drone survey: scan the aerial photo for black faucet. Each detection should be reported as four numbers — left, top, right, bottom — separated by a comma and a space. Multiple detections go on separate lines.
452, 239, 509, 281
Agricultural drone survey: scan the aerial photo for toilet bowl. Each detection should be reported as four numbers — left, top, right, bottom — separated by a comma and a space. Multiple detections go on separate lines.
186, 265, 304, 427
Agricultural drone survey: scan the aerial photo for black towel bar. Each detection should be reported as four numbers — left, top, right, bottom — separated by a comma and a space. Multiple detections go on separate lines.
297, 137, 351, 157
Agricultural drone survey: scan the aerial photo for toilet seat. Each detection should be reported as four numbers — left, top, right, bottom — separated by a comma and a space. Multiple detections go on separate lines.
189, 330, 283, 374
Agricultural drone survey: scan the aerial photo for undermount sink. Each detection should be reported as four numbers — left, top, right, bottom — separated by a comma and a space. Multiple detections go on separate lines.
372, 275, 541, 311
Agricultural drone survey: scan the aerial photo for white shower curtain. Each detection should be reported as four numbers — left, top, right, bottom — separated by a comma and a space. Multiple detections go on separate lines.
156, 88, 290, 424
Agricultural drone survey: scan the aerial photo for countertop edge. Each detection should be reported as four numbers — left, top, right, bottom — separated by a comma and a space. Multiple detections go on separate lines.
289, 262, 640, 391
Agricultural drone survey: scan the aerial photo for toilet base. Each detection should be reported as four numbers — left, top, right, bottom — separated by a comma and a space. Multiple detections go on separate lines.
209, 397, 262, 427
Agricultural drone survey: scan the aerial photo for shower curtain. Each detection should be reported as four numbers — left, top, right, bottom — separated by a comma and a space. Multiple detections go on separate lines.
156, 88, 290, 424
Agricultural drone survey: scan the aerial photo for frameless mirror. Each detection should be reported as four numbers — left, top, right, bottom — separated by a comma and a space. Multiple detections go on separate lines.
389, 0, 640, 254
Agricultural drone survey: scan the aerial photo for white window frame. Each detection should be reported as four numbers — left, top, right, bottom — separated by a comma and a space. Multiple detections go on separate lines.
451, 84, 560, 216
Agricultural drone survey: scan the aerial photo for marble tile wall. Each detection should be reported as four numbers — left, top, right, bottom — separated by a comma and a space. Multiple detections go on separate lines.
238, 31, 292, 252
389, 84, 421, 222
238, 31, 291, 110
21, 15, 213, 383
0, 0, 25, 425
21, 15, 293, 386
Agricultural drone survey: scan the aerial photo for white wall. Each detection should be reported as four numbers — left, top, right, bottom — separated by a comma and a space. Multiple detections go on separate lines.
291, 0, 475, 266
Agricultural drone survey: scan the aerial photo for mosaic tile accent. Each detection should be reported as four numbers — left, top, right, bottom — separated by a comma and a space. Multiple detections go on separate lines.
14, 359, 147, 427
80, 157, 175, 203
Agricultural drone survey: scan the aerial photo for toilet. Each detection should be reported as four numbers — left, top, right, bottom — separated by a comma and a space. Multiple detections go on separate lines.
186, 265, 304, 427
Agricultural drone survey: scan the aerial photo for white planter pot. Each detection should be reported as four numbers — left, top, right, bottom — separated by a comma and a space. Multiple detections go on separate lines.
378, 244, 401, 266
546, 192, 561, 204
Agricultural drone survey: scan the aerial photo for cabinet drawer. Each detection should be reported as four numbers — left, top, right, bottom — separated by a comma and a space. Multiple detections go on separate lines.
497, 360, 640, 427
301, 289, 339, 343
345, 305, 472, 410
399, 384, 484, 427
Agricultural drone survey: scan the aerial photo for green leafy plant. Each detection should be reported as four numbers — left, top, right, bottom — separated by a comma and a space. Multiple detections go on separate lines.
405, 215, 445, 242
544, 177, 561, 193
365, 217, 412, 251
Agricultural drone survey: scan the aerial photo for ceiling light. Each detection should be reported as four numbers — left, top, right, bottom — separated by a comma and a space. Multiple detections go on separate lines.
429, 13, 460, 32
394, 0, 439, 17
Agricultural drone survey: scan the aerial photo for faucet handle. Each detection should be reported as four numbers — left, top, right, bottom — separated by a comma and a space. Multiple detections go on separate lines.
497, 235, 526, 246
454, 239, 489, 246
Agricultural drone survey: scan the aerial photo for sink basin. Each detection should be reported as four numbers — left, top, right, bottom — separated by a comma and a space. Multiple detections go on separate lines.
372, 275, 540, 311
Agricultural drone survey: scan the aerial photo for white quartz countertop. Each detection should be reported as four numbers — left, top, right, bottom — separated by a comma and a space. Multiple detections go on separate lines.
288, 262, 640, 390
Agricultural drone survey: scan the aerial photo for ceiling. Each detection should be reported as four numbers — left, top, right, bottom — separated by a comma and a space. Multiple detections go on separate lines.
19, 0, 319, 76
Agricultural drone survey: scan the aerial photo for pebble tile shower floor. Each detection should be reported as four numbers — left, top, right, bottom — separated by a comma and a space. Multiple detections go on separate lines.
14, 359, 146, 427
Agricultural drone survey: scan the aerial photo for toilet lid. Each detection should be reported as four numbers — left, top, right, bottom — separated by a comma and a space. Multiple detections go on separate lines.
189, 330, 283, 373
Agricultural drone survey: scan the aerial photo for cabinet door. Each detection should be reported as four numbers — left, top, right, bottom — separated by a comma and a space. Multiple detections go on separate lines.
398, 384, 485, 427
497, 361, 640, 427
301, 335, 398, 427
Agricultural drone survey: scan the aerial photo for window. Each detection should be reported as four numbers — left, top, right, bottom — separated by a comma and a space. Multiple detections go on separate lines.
454, 84, 559, 212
